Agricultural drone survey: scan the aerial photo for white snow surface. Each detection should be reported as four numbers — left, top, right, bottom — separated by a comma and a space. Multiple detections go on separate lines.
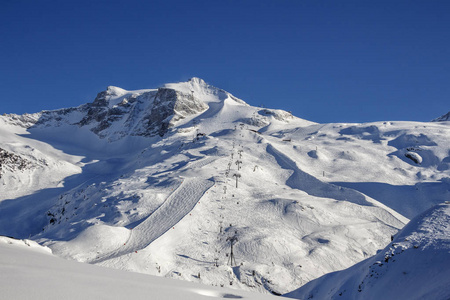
285, 202, 450, 300
0, 78, 449, 296
0, 236, 282, 300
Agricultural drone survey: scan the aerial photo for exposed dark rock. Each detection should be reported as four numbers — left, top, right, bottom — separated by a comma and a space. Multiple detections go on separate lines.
145, 88, 208, 137
0, 148, 33, 178
431, 111, 450, 122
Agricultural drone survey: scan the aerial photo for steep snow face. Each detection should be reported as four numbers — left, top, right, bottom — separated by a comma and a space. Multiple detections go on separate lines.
285, 203, 450, 300
165, 77, 248, 106
432, 111, 450, 122
0, 117, 83, 205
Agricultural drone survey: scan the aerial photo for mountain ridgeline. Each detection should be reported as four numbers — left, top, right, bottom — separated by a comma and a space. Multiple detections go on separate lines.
6, 78, 237, 141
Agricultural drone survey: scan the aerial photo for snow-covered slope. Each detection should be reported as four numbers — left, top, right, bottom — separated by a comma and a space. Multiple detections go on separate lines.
0, 78, 449, 296
0, 236, 283, 300
275, 121, 450, 219
285, 202, 450, 300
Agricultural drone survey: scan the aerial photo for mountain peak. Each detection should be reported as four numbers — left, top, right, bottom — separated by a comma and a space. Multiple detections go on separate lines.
105, 86, 127, 96
188, 77, 207, 86
164, 77, 213, 96
3, 78, 306, 143
92, 86, 128, 107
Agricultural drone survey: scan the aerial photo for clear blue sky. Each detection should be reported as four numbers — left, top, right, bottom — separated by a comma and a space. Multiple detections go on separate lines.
1, 0, 449, 123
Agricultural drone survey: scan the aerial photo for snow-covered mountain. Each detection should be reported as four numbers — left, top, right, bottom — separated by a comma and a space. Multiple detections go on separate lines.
432, 111, 450, 122
285, 202, 450, 300
0, 78, 449, 296
3, 78, 244, 142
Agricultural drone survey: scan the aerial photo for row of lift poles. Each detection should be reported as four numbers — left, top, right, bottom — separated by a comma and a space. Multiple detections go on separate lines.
191, 88, 239, 267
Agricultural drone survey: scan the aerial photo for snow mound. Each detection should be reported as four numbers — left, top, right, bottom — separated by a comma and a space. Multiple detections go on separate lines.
285, 202, 450, 300
0, 236, 52, 255
50, 225, 130, 262
0, 235, 282, 300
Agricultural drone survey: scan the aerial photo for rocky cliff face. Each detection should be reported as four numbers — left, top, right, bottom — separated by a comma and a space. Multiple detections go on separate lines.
0, 148, 33, 178
143, 88, 208, 137
3, 79, 212, 141
74, 85, 208, 139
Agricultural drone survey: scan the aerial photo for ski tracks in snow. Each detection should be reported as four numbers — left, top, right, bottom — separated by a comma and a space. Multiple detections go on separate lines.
181, 156, 219, 170
90, 177, 214, 264
266, 143, 407, 227
266, 143, 370, 205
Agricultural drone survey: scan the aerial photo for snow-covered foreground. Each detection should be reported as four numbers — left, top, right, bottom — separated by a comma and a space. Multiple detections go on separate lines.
285, 202, 450, 300
0, 78, 449, 296
0, 236, 282, 300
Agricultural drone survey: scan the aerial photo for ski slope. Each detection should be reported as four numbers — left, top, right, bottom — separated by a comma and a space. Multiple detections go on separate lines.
91, 178, 214, 263
0, 236, 283, 300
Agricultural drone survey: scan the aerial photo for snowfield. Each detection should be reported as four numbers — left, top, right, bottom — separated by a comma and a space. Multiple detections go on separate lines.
0, 78, 449, 298
0, 236, 282, 300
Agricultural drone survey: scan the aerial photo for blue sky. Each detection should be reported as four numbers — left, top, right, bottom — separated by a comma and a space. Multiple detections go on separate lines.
1, 0, 449, 123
